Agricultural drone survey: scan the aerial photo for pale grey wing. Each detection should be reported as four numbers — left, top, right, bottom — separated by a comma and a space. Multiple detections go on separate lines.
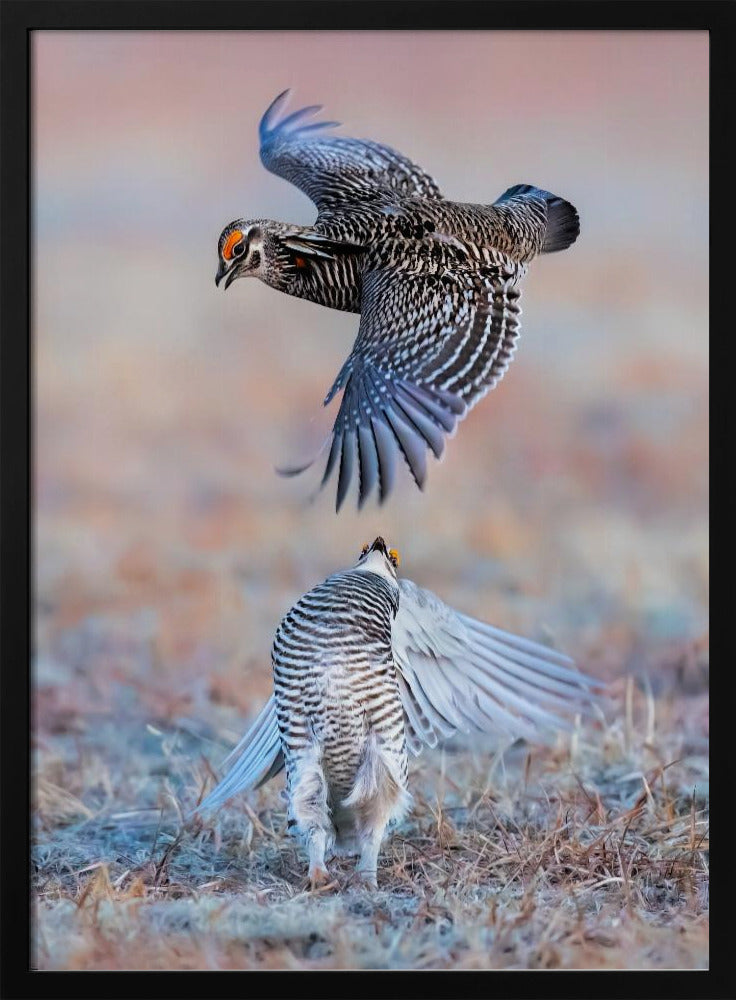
259, 90, 443, 212
392, 579, 603, 754
192, 696, 284, 816
281, 263, 522, 510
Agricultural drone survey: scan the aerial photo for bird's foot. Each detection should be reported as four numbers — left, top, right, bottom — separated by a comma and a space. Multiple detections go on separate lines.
348, 870, 378, 892
308, 866, 336, 893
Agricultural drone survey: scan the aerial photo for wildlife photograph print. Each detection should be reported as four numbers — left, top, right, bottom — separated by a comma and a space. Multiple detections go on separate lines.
32, 29, 708, 972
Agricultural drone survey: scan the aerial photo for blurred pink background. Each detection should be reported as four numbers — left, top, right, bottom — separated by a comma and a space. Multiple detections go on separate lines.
33, 31, 708, 718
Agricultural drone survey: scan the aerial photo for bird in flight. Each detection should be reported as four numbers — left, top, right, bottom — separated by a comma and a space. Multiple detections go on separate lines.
193, 538, 601, 890
216, 91, 580, 511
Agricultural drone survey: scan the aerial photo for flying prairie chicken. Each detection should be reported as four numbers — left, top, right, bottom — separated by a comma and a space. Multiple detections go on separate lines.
215, 91, 580, 511
194, 538, 600, 890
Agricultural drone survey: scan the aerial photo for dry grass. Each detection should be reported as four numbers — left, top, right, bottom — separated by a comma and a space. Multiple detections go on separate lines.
33, 670, 708, 971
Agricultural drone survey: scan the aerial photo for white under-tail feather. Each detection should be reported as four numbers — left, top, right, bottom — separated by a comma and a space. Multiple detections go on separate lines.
342, 733, 411, 822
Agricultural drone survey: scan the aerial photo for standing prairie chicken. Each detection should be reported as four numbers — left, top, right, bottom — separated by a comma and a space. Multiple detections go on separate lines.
194, 538, 600, 889
215, 91, 580, 511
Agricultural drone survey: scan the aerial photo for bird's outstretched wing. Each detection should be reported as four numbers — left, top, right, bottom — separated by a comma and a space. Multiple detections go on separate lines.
259, 90, 443, 211
393, 579, 603, 754
281, 262, 522, 510
192, 696, 284, 816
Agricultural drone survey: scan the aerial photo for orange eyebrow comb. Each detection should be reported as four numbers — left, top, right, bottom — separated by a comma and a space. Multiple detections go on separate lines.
222, 229, 243, 261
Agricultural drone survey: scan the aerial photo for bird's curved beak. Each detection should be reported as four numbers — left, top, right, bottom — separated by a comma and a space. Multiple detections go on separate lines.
215, 261, 238, 289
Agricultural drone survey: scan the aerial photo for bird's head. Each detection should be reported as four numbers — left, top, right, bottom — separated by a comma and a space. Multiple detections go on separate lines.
355, 537, 401, 580
215, 219, 295, 290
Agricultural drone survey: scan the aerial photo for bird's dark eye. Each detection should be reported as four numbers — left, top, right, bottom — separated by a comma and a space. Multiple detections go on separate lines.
232, 242, 245, 258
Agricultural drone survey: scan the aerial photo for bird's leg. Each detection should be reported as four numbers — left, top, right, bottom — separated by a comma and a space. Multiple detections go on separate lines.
343, 736, 410, 890
307, 827, 330, 889
354, 825, 385, 890
289, 745, 334, 889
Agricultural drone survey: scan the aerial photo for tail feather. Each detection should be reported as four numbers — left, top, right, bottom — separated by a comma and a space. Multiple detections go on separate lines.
495, 183, 580, 254
541, 194, 580, 253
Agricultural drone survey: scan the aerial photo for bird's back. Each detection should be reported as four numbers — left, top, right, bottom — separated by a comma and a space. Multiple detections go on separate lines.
271, 569, 406, 798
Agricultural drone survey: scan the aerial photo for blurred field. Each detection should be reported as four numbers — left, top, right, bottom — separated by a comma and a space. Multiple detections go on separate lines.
32, 31, 708, 970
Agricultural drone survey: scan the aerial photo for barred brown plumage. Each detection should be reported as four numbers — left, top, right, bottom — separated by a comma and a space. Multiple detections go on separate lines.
193, 539, 604, 890
215, 91, 580, 511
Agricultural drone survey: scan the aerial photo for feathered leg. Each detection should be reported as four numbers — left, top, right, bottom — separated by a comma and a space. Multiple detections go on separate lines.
288, 744, 335, 888
341, 735, 410, 888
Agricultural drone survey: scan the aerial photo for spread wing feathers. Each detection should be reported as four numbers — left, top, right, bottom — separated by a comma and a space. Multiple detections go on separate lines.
191, 696, 284, 816
259, 90, 443, 211
282, 266, 522, 510
393, 579, 604, 754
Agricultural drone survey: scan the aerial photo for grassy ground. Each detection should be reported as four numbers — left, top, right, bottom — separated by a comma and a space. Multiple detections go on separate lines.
33, 662, 708, 970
